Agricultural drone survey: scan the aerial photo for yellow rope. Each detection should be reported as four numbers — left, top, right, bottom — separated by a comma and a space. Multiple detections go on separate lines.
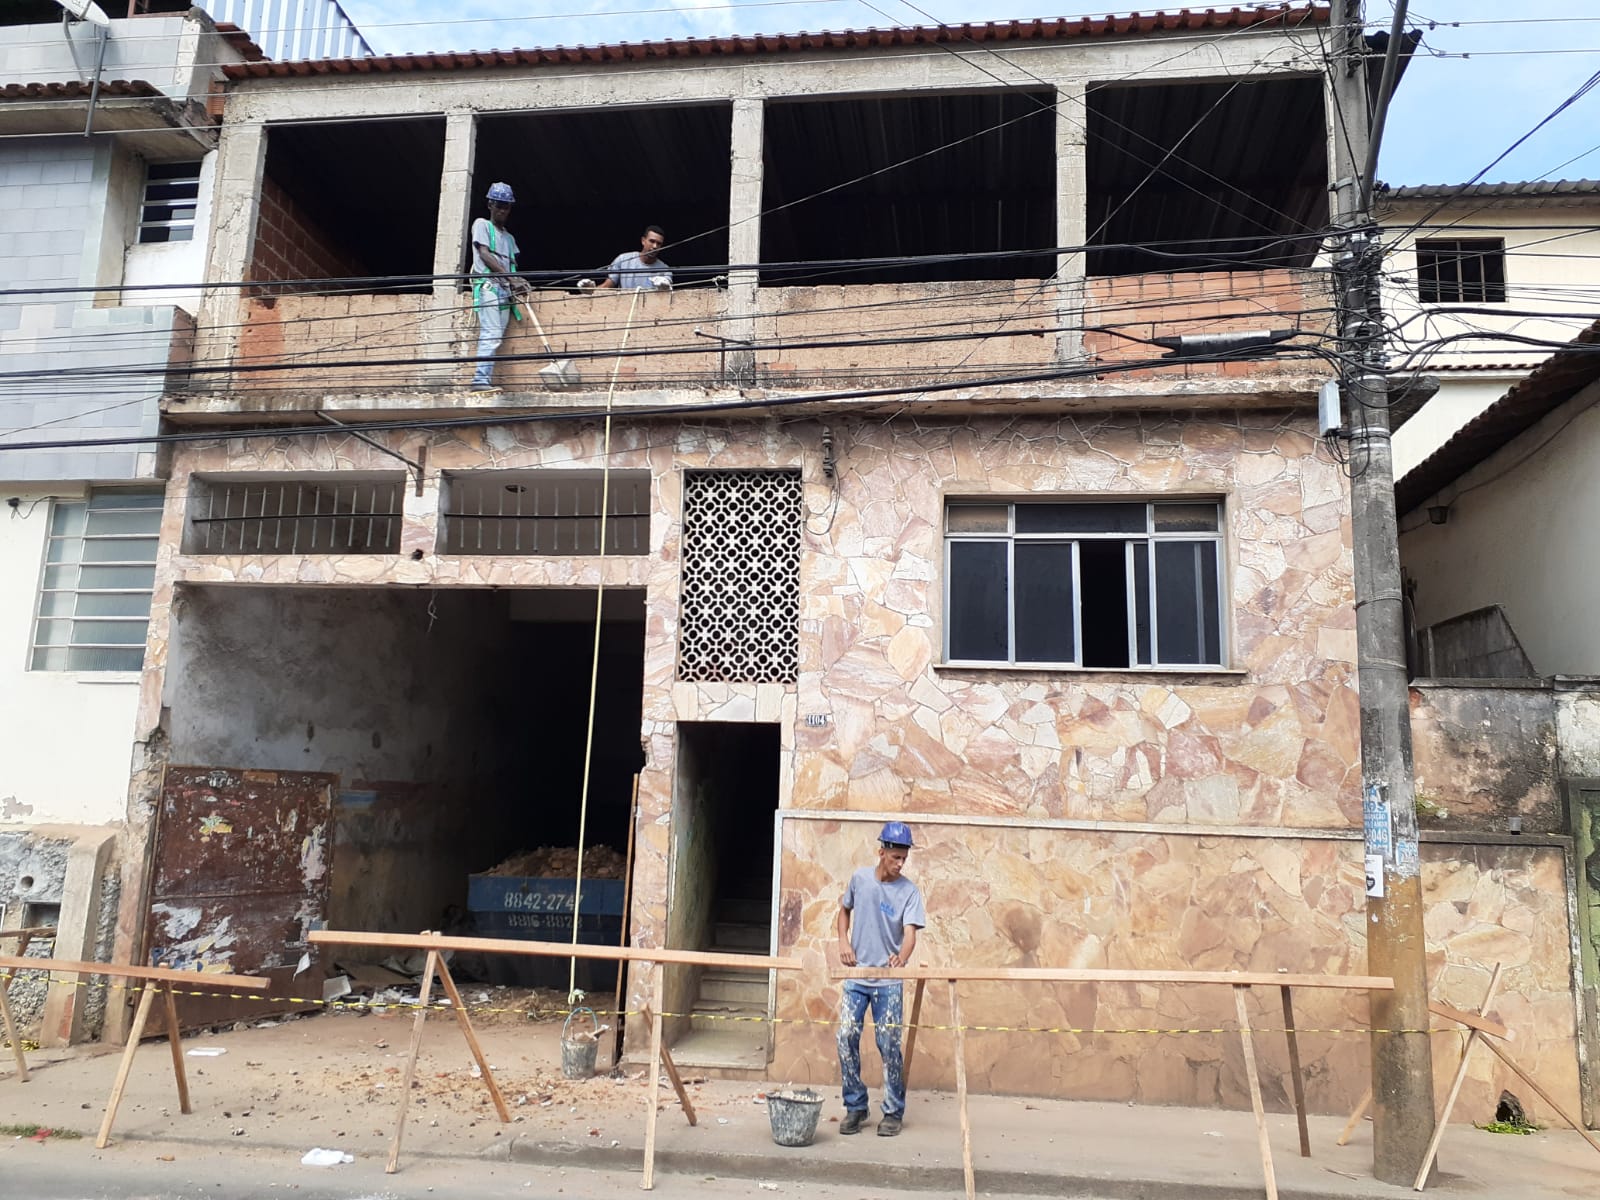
570, 288, 643, 1002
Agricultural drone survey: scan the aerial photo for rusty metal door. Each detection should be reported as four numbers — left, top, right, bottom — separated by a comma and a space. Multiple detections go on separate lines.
145, 766, 336, 1026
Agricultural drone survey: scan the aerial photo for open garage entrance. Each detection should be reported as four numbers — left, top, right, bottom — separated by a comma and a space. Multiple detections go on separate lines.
150, 584, 645, 1013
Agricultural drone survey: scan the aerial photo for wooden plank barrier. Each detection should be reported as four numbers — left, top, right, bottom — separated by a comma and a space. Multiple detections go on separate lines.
0, 954, 268, 1147
309, 930, 801, 1185
1332, 963, 1600, 1190
833, 966, 1396, 1200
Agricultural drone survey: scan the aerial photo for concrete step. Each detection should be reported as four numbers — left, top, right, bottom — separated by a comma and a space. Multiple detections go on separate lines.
712, 921, 769, 951
689, 1004, 764, 1035
715, 896, 770, 926
698, 970, 769, 1006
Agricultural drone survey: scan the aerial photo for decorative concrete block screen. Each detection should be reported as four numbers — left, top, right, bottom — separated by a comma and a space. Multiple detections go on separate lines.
677, 469, 802, 683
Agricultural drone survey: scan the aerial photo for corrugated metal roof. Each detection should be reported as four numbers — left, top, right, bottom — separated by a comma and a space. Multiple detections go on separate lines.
222, 6, 1328, 80
0, 80, 161, 101
1396, 319, 1600, 514
1381, 179, 1600, 201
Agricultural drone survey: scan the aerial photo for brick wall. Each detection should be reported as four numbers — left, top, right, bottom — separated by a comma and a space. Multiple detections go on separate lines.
248, 176, 363, 287
1084, 269, 1330, 378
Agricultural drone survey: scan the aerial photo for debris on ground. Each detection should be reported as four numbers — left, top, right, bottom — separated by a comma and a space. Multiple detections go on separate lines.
482, 845, 627, 879
0, 1123, 83, 1141
300, 1147, 355, 1166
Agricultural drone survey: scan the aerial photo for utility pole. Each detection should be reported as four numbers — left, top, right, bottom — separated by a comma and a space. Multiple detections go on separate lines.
1328, 0, 1436, 1185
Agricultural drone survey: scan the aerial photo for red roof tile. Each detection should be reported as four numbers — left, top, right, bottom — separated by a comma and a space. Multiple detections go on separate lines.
0, 80, 161, 100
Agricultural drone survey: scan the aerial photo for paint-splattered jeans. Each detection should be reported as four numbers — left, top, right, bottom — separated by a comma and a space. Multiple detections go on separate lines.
837, 980, 906, 1117
473, 297, 510, 386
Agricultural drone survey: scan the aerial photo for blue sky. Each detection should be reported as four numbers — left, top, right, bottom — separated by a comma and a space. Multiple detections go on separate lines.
333, 0, 1600, 186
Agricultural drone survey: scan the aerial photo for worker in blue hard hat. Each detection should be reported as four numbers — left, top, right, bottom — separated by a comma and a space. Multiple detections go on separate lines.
834, 820, 925, 1138
468, 181, 533, 390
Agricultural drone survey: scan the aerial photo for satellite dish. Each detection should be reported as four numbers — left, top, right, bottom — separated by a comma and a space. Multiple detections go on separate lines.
55, 0, 112, 28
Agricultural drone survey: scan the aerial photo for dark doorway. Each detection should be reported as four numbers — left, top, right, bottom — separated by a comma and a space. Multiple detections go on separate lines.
665, 722, 780, 1070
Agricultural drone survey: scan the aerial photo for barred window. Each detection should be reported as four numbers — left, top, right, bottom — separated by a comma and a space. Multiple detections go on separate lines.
183, 476, 404, 554
440, 470, 649, 556
138, 161, 202, 244
676, 470, 802, 683
944, 500, 1225, 669
32, 489, 163, 672
1416, 238, 1506, 304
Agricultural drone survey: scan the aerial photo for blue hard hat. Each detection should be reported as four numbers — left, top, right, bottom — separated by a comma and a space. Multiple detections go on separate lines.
486, 182, 516, 204
879, 821, 913, 849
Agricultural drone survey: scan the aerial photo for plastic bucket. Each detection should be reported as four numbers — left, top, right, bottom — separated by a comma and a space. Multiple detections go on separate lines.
560, 1007, 600, 1079
767, 1088, 824, 1147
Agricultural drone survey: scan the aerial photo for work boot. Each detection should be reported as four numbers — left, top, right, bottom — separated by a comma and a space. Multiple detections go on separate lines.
877, 1113, 902, 1137
839, 1110, 867, 1135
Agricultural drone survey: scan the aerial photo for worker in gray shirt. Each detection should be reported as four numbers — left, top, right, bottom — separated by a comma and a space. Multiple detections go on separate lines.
835, 821, 926, 1138
594, 225, 672, 290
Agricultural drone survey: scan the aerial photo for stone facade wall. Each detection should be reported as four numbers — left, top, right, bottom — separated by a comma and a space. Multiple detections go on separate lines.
117, 406, 1583, 1117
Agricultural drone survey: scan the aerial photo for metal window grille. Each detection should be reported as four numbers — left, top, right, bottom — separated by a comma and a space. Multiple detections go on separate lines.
1416, 238, 1507, 304
677, 470, 802, 684
31, 489, 163, 672
440, 471, 650, 556
943, 500, 1226, 669
138, 162, 202, 245
184, 478, 404, 554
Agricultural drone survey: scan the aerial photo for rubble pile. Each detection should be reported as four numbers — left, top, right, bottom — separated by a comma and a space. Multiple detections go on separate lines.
483, 845, 627, 879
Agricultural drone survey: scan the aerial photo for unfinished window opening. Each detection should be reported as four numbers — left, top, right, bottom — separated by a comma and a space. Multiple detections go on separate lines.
677, 470, 801, 683
945, 500, 1225, 669
32, 488, 162, 672
472, 106, 731, 288
183, 475, 405, 555
760, 89, 1056, 285
1086, 77, 1328, 276
252, 118, 444, 293
138, 161, 200, 244
440, 470, 651, 556
1416, 238, 1507, 304
163, 585, 646, 995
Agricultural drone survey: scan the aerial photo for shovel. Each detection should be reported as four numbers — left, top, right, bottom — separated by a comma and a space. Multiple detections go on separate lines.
512, 290, 580, 390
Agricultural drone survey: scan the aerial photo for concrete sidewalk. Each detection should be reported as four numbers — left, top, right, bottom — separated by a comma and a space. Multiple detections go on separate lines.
0, 1011, 1594, 1198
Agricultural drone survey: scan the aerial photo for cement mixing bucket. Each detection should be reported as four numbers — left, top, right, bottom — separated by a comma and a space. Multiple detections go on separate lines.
560, 1007, 600, 1079
767, 1088, 824, 1147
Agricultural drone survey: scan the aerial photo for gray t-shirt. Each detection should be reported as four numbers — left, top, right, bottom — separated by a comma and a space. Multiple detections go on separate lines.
841, 866, 926, 986
471, 217, 521, 298
606, 250, 671, 290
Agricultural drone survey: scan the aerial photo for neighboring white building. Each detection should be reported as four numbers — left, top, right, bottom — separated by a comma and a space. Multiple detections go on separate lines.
1377, 179, 1600, 478
1398, 319, 1600, 677
0, 0, 365, 1045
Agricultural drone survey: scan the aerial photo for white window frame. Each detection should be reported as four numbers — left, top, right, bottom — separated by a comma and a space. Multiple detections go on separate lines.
137, 160, 202, 245
942, 499, 1228, 670
30, 489, 163, 673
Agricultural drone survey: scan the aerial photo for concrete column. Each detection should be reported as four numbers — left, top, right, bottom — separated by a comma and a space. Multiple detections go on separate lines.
1054, 80, 1088, 365
424, 110, 478, 389
193, 121, 267, 389
724, 96, 764, 386
39, 830, 116, 1047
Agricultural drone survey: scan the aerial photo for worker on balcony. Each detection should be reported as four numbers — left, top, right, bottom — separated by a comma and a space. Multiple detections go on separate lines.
589, 225, 672, 291
835, 821, 925, 1138
470, 182, 532, 390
